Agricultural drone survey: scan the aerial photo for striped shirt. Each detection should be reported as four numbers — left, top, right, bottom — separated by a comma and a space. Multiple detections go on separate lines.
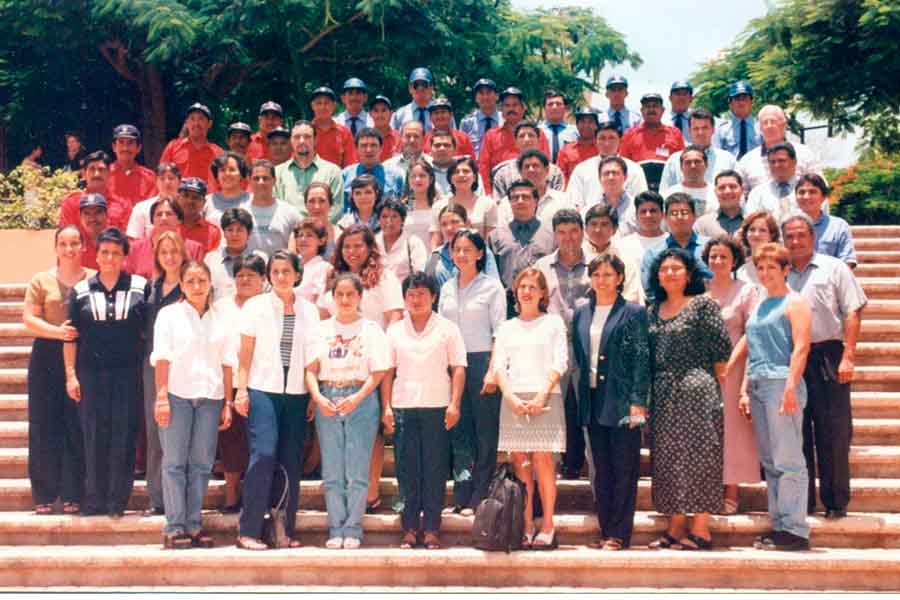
281, 314, 295, 367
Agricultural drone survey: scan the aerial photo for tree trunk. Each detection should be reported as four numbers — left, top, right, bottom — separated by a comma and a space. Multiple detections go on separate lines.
138, 64, 167, 168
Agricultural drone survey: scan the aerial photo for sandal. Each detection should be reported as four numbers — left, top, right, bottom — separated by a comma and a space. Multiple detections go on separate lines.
587, 537, 606, 549
236, 536, 268, 550
679, 533, 713, 551
532, 529, 557, 550
34, 504, 54, 515
190, 529, 215, 548
365, 497, 382, 514
289, 538, 303, 548
423, 531, 441, 550
648, 532, 680, 550
399, 530, 418, 549
522, 529, 536, 550
602, 537, 623, 551
459, 507, 475, 517
441, 505, 462, 515
722, 498, 739, 515
163, 532, 192, 550
62, 502, 80, 515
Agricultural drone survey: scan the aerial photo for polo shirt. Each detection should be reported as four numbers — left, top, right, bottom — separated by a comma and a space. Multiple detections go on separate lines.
478, 125, 550, 194
640, 232, 712, 302
274, 156, 344, 224
68, 272, 147, 369
619, 123, 685, 163
459, 109, 503, 159
59, 190, 131, 232
314, 121, 357, 168
787, 253, 867, 343
488, 218, 556, 290
246, 132, 271, 162
423, 129, 476, 161
557, 141, 598, 183
108, 162, 157, 207
180, 220, 221, 254
159, 137, 224, 184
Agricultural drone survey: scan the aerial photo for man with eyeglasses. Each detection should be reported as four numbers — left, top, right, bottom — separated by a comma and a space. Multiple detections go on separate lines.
744, 142, 814, 222
640, 192, 712, 302
390, 67, 456, 133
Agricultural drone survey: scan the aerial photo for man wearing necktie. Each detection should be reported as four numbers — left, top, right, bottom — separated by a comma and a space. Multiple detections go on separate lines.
713, 80, 761, 159
390, 67, 455, 134
460, 78, 503, 160
666, 80, 694, 143
604, 75, 642, 134
539, 90, 578, 164
744, 142, 807, 222
336, 78, 374, 137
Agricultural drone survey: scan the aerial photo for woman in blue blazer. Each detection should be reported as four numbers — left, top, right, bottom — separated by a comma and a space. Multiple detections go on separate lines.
571, 254, 650, 550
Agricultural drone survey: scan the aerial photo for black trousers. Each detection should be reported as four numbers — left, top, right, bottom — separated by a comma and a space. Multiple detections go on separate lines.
803, 340, 853, 512
562, 379, 586, 475
396, 407, 449, 532
78, 365, 141, 514
27, 339, 84, 506
587, 422, 642, 547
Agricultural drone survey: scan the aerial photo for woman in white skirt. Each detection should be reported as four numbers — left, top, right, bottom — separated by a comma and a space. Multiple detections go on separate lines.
492, 267, 568, 550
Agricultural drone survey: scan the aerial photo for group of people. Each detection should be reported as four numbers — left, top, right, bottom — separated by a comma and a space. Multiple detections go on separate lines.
22, 67, 866, 554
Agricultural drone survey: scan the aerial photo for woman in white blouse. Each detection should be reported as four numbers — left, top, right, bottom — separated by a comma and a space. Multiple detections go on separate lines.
492, 267, 568, 550
294, 218, 331, 306
375, 199, 428, 284
305, 273, 391, 549
234, 250, 323, 550
429, 156, 497, 249
404, 159, 438, 248
151, 261, 235, 549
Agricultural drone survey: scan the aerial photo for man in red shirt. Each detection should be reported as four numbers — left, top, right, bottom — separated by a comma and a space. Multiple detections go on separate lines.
176, 177, 221, 255
246, 101, 284, 162
423, 97, 476, 160
619, 93, 685, 163
267, 127, 293, 166
370, 95, 399, 161
159, 103, 224, 185
310, 86, 357, 168
59, 151, 131, 231
226, 122, 252, 157
478, 87, 549, 194
107, 124, 157, 208
557, 108, 601, 183
76, 193, 109, 270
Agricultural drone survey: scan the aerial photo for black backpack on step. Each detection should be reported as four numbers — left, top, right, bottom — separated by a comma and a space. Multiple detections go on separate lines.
471, 463, 526, 552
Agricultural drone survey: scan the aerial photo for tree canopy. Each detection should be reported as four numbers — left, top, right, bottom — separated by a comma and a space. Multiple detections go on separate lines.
0, 0, 641, 169
689, 0, 900, 154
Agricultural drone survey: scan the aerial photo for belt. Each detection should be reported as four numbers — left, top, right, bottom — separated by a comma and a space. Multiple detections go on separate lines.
320, 379, 364, 389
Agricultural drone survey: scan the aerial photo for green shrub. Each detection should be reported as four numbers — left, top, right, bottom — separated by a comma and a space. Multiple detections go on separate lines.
829, 154, 900, 225
0, 166, 80, 229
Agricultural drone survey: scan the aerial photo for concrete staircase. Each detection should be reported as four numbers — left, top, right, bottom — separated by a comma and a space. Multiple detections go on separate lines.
1, 225, 899, 590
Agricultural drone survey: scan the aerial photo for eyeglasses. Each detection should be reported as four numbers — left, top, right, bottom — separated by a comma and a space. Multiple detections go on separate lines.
412, 82, 431, 90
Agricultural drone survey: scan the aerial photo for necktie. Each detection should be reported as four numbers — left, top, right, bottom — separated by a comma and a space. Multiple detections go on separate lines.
349, 116, 358, 137
484, 116, 493, 131
674, 113, 684, 134
613, 111, 623, 134
550, 124, 561, 163
418, 108, 426, 129
738, 119, 748, 158
777, 182, 791, 198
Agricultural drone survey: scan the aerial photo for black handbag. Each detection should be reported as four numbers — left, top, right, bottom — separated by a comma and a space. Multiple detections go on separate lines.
261, 463, 290, 549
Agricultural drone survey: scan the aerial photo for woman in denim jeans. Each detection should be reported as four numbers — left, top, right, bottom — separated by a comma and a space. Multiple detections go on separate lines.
151, 261, 234, 549
728, 242, 812, 551
305, 273, 391, 549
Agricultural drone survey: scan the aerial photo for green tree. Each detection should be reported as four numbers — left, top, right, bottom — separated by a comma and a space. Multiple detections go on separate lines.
690, 0, 900, 154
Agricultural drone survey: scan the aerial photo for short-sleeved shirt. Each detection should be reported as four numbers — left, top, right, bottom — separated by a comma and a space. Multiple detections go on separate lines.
314, 121, 357, 168
489, 219, 557, 290
459, 109, 503, 159
390, 102, 457, 134
108, 162, 157, 208
180, 220, 221, 254
438, 272, 507, 353
423, 129, 476, 161
376, 231, 428, 283
713, 113, 761, 158
619, 123, 685, 163
68, 272, 148, 369
204, 191, 251, 228
317, 269, 404, 330
605, 107, 642, 133
659, 146, 738, 194
787, 253, 867, 343
159, 137, 224, 184
124, 236, 204, 281
274, 156, 344, 224
26, 269, 94, 328
387, 312, 468, 409
429, 194, 498, 240
59, 190, 131, 232
310, 317, 392, 383
812, 213, 857, 265
478, 125, 550, 194
244, 200, 302, 256
557, 142, 598, 183
491, 159, 565, 202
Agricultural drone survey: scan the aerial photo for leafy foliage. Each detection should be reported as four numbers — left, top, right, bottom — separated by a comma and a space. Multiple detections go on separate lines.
0, 167, 79, 229
829, 154, 900, 225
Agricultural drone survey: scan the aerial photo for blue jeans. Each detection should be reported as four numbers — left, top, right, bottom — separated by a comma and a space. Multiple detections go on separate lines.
749, 378, 810, 539
315, 384, 380, 540
158, 394, 222, 535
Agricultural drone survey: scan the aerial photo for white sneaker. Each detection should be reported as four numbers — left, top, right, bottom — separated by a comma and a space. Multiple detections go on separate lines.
343, 537, 361, 549
325, 537, 344, 549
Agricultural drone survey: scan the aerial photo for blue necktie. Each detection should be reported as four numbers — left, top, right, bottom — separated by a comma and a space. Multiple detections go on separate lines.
550, 124, 562, 163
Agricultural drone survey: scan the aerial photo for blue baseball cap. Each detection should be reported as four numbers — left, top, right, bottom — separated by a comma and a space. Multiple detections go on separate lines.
227, 122, 252, 135
342, 78, 367, 92
371, 95, 392, 110
259, 101, 283, 116
427, 97, 453, 112
311, 86, 337, 101
408, 67, 434, 84
670, 80, 693, 94
574, 107, 601, 125
473, 78, 497, 94
178, 177, 207, 196
79, 193, 107, 211
606, 75, 628, 88
112, 124, 140, 141
266, 126, 290, 140
728, 81, 754, 98
499, 87, 524, 102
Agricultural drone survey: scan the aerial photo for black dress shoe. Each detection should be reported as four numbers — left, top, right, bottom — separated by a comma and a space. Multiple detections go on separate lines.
143, 507, 165, 516
773, 531, 810, 551
825, 508, 847, 519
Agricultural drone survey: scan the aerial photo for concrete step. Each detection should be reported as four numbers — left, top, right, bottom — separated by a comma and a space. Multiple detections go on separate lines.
856, 238, 900, 251
0, 347, 30, 369
865, 300, 900, 320
0, 395, 26, 421
857, 251, 900, 264
857, 343, 900, 366
0, 302, 22, 324
853, 367, 900, 393
0, 324, 33, 347
859, 278, 899, 299
0, 544, 898, 590
854, 392, 900, 418
851, 226, 900, 238
860, 321, 900, 342
0, 510, 897, 551
0, 369, 26, 395
855, 263, 900, 277
0, 286, 25, 301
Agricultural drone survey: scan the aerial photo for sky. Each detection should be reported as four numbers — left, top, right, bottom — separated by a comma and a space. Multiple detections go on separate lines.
510, 0, 858, 166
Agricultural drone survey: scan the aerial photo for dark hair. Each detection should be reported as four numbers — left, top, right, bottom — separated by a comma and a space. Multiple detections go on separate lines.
680, 144, 708, 165
450, 229, 487, 272
232, 253, 267, 278
584, 203, 618, 229
150, 197, 184, 223
96, 227, 129, 256
402, 271, 439, 298
304, 181, 333, 206
648, 248, 706, 304
587, 254, 626, 297
543, 89, 566, 105
292, 120, 316, 139
688, 108, 714, 127
55, 224, 83, 245
331, 271, 365, 296
406, 159, 438, 205
178, 260, 213, 311
702, 235, 745, 273
266, 249, 303, 287
293, 218, 329, 256
599, 155, 627, 176
508, 179, 539, 201
664, 192, 696, 215
349, 174, 383, 215
211, 151, 249, 179
220, 207, 253, 233
156, 162, 181, 178
796, 173, 829, 196
355, 126, 383, 146
516, 149, 549, 172
378, 198, 408, 222
514, 121, 540, 139
251, 159, 277, 179
551, 208, 583, 231
431, 129, 456, 147
438, 202, 469, 224
714, 169, 743, 187
597, 121, 622, 136
767, 142, 797, 161
635, 190, 664, 211
447, 156, 479, 194
81, 150, 111, 169
332, 224, 383, 289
